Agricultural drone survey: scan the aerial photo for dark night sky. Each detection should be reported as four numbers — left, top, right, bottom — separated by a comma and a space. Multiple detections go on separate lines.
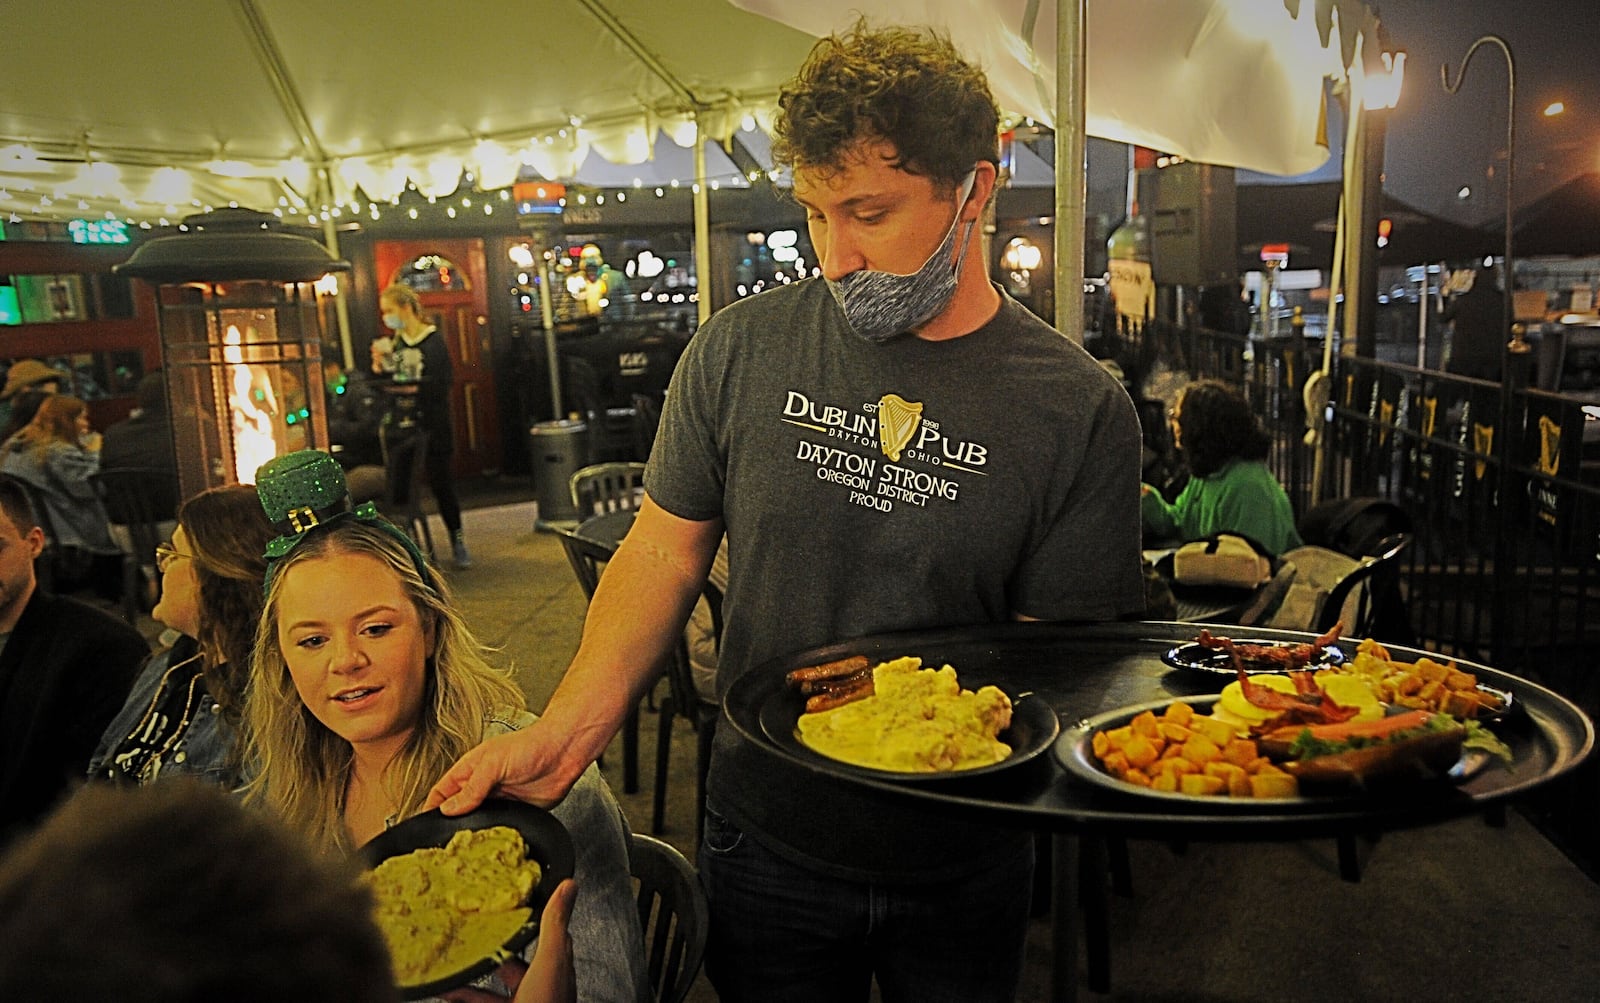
1369, 0, 1600, 224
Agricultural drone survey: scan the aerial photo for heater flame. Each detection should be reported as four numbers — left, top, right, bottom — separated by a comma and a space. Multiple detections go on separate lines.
224, 324, 281, 482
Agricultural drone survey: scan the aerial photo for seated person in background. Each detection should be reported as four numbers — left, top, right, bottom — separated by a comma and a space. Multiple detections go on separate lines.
0, 476, 148, 845
0, 394, 123, 597
0, 359, 64, 435
683, 535, 729, 700
0, 780, 577, 1003
241, 450, 644, 1003
0, 387, 53, 449
100, 369, 181, 517
1141, 379, 1303, 555
100, 370, 182, 601
324, 360, 387, 505
87, 484, 275, 787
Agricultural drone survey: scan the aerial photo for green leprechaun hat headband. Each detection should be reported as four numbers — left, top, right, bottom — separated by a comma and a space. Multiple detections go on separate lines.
254, 449, 430, 590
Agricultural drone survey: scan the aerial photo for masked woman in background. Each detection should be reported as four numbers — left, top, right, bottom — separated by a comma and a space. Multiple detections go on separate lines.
88, 484, 275, 786
241, 451, 644, 1002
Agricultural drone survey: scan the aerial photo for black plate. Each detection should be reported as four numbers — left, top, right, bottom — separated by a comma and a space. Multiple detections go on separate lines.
1162, 639, 1347, 675
1054, 695, 1490, 807
358, 799, 576, 1000
758, 677, 1059, 782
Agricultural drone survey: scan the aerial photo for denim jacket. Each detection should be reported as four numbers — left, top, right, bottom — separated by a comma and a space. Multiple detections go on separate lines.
86, 637, 238, 788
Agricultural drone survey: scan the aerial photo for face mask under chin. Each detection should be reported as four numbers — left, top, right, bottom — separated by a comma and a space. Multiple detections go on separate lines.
826, 171, 978, 343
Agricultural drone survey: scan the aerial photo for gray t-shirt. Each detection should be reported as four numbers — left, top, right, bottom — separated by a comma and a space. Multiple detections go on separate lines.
648, 280, 1144, 881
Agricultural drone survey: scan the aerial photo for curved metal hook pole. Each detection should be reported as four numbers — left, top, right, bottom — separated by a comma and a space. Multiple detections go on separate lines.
1440, 35, 1516, 344
1442, 34, 1521, 666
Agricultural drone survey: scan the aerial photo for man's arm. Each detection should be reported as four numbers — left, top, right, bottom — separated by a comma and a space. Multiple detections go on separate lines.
428, 496, 722, 813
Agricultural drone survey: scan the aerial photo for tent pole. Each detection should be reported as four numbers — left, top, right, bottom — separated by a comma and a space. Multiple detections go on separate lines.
317, 167, 354, 371
1053, 0, 1088, 344
694, 119, 713, 326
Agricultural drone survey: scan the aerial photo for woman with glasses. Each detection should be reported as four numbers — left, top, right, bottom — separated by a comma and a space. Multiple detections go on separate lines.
87, 484, 276, 787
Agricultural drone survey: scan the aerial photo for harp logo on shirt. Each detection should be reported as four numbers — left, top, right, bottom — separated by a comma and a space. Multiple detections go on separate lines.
877, 394, 922, 461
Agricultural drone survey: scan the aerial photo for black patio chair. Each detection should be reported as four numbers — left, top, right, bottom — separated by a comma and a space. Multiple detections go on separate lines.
90, 467, 176, 623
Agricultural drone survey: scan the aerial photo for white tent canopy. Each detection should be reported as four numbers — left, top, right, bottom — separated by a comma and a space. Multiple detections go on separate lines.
1, 0, 1385, 228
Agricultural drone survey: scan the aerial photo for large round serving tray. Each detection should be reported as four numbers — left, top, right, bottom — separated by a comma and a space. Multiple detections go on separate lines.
723, 622, 1593, 840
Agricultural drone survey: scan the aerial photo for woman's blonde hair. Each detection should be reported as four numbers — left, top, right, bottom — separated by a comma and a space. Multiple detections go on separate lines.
9, 394, 87, 458
241, 519, 524, 853
379, 283, 424, 318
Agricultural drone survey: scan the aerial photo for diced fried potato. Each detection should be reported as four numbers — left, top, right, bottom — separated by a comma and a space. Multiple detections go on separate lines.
1414, 658, 1449, 683
1181, 735, 1223, 764
1180, 774, 1226, 796
1161, 744, 1185, 760
1150, 772, 1178, 793
1222, 738, 1259, 766
1102, 751, 1129, 778
1189, 716, 1238, 746
1418, 680, 1444, 703
1122, 736, 1161, 770
1105, 726, 1133, 748
1442, 689, 1481, 719
1160, 723, 1194, 743
1227, 770, 1254, 797
1092, 731, 1109, 758
1249, 772, 1299, 798
1203, 762, 1246, 787
1123, 768, 1152, 787
1445, 668, 1478, 691
1253, 761, 1289, 777
1161, 701, 1195, 727
1154, 757, 1199, 779
1130, 710, 1162, 739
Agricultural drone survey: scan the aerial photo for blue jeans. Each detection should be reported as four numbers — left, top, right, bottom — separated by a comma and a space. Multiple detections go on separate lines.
699, 800, 1034, 1003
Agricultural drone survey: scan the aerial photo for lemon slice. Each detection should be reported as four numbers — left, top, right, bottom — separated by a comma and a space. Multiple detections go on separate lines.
1318, 674, 1383, 722
1217, 675, 1297, 722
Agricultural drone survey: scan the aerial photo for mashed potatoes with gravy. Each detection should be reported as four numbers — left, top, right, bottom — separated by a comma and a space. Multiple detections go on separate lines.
366, 825, 542, 987
796, 657, 1013, 772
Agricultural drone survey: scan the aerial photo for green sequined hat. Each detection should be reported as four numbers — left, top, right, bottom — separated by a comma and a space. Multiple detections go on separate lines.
255, 449, 429, 585
257, 450, 354, 559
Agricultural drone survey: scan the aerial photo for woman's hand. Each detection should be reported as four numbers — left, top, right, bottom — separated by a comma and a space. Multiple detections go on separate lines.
438, 880, 578, 1003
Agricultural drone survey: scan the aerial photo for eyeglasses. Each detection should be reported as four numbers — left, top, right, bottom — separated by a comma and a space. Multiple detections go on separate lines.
155, 543, 193, 573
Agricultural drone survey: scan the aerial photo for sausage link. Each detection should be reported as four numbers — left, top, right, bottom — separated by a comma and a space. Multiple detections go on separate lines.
785, 654, 871, 686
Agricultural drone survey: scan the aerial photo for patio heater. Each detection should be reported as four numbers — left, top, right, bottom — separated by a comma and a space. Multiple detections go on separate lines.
117, 208, 350, 500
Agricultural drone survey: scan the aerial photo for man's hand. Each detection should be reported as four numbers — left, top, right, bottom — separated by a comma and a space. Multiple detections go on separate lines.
424, 724, 578, 815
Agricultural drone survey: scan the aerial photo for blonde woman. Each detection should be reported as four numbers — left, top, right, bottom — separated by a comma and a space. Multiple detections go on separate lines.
241, 452, 643, 1001
0, 394, 121, 594
373, 283, 469, 568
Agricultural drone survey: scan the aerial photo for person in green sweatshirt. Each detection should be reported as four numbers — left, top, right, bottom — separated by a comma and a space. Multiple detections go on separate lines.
1141, 379, 1302, 555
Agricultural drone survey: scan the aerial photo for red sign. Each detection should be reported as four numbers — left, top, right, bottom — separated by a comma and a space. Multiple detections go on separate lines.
512, 181, 566, 202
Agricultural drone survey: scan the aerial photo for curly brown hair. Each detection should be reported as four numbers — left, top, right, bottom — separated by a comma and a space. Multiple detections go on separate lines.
0, 781, 393, 1003
178, 484, 276, 726
772, 19, 1000, 187
1173, 380, 1272, 478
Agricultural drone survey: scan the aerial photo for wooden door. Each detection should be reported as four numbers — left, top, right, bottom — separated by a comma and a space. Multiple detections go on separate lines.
372, 238, 500, 477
